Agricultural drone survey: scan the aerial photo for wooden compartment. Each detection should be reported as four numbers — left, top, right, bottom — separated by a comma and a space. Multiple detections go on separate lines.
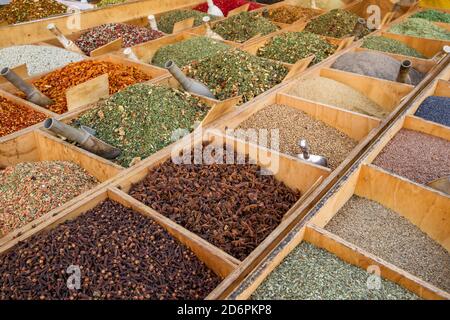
0, 129, 123, 247
0, 187, 239, 300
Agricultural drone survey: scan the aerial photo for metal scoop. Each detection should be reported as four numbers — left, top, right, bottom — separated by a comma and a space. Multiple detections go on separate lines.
297, 139, 328, 168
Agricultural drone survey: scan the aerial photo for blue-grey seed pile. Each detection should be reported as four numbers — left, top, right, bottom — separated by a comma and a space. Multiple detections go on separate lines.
414, 96, 450, 127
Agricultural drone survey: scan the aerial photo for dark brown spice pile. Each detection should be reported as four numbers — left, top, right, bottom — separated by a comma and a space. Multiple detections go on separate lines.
0, 200, 220, 300
265, 5, 320, 24
0, 0, 67, 25
129, 145, 300, 260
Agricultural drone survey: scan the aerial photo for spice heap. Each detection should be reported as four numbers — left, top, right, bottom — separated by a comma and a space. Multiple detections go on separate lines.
75, 84, 210, 168
235, 104, 357, 170
193, 0, 262, 16
291, 0, 344, 10
252, 242, 419, 300
0, 0, 67, 24
212, 12, 279, 43
0, 96, 47, 137
361, 36, 425, 58
0, 200, 220, 300
75, 23, 164, 56
129, 146, 300, 260
389, 18, 450, 41
415, 96, 450, 127
304, 9, 370, 39
96, 0, 126, 8
264, 5, 320, 24
372, 129, 450, 185
288, 77, 387, 118
0, 161, 98, 237
0, 45, 85, 76
411, 9, 450, 23
185, 49, 288, 102
257, 31, 337, 65
157, 9, 213, 34
152, 36, 230, 68
25, 60, 151, 114
331, 51, 425, 85
326, 196, 450, 292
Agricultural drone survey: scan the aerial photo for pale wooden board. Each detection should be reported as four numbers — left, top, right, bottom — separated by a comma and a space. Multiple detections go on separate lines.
172, 17, 195, 33
90, 38, 123, 57
66, 74, 110, 111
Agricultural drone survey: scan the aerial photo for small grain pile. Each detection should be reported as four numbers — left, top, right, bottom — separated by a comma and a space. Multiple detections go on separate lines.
157, 9, 213, 34
288, 76, 387, 118
185, 48, 288, 102
75, 23, 164, 55
75, 84, 210, 168
415, 96, 450, 127
235, 104, 357, 170
264, 5, 320, 24
362, 36, 425, 58
0, 96, 47, 137
24, 60, 151, 114
151, 36, 230, 68
212, 12, 279, 43
411, 9, 450, 23
129, 146, 300, 260
372, 129, 450, 185
0, 200, 220, 300
96, 0, 126, 7
326, 196, 450, 292
0, 0, 67, 24
291, 0, 344, 10
304, 9, 370, 39
0, 45, 85, 76
257, 31, 337, 65
193, 0, 262, 16
0, 161, 98, 237
252, 242, 419, 300
331, 51, 425, 85
389, 18, 450, 41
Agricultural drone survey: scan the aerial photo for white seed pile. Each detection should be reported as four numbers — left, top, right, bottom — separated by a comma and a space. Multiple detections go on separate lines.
0, 45, 85, 76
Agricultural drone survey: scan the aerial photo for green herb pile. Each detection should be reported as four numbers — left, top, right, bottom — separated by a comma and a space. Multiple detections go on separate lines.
75, 84, 210, 167
389, 18, 450, 41
152, 36, 230, 68
411, 9, 450, 23
362, 36, 425, 58
185, 49, 288, 102
212, 12, 279, 43
157, 9, 213, 34
257, 31, 337, 64
304, 9, 370, 39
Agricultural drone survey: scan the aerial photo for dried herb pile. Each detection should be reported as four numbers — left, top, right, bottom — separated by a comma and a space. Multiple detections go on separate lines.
305, 9, 370, 39
257, 31, 337, 64
151, 36, 230, 68
129, 145, 300, 260
264, 5, 320, 24
212, 12, 279, 43
193, 0, 262, 16
185, 48, 288, 102
75, 84, 210, 168
0, 200, 220, 300
96, 0, 126, 8
157, 9, 213, 34
24, 60, 151, 114
75, 23, 164, 55
411, 9, 450, 23
0, 96, 47, 137
0, 161, 98, 237
291, 0, 344, 10
362, 36, 425, 58
389, 18, 450, 41
0, 0, 67, 25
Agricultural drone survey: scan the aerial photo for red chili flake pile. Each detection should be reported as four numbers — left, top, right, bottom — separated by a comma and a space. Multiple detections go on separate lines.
22, 60, 151, 114
0, 161, 99, 238
75, 23, 164, 56
0, 96, 47, 137
193, 0, 262, 17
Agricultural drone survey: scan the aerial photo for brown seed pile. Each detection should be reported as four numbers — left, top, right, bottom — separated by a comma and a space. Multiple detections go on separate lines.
0, 200, 221, 300
236, 104, 358, 170
129, 145, 300, 260
325, 196, 450, 292
0, 161, 98, 238
288, 77, 388, 118
373, 129, 450, 185
0, 0, 67, 25
265, 5, 320, 24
